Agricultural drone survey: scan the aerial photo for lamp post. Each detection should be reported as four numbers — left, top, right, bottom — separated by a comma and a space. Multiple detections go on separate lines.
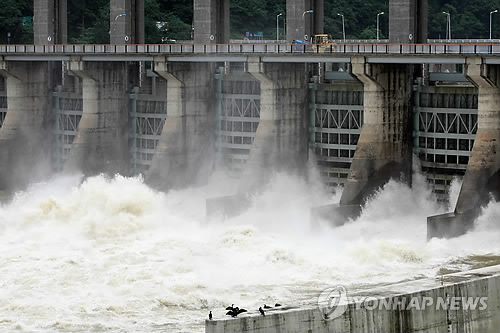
337, 13, 345, 41
490, 9, 498, 40
442, 11, 451, 40
276, 13, 283, 41
376, 12, 384, 41
302, 10, 313, 42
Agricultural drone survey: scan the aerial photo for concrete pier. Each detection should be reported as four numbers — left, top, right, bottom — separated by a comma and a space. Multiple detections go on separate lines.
64, 59, 129, 176
206, 265, 500, 333
428, 58, 500, 239
207, 58, 308, 217
313, 57, 414, 225
146, 58, 216, 189
0, 61, 53, 190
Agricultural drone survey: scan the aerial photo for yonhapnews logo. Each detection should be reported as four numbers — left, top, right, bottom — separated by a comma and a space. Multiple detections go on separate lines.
317, 286, 488, 321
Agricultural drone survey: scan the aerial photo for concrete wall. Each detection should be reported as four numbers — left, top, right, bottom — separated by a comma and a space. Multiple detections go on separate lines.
206, 265, 500, 333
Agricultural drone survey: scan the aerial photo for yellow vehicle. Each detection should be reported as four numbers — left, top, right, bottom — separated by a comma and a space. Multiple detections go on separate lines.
312, 34, 334, 52
313, 34, 333, 45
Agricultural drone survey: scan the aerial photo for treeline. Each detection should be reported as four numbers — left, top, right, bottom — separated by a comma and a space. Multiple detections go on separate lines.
0, 0, 498, 44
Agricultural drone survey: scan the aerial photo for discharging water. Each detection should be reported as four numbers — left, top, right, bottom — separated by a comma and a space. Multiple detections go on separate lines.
0, 170, 498, 332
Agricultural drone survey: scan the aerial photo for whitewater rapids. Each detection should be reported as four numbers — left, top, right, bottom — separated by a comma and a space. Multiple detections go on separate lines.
0, 170, 498, 332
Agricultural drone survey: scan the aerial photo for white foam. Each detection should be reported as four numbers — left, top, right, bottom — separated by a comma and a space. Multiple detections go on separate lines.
0, 170, 498, 332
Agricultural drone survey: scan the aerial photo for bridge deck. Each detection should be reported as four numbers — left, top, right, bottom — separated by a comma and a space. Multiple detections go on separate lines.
0, 43, 499, 63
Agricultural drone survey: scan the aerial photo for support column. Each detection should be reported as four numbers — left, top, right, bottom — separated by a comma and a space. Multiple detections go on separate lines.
0, 60, 53, 190
313, 57, 413, 225
146, 57, 216, 189
193, 0, 230, 44
428, 58, 500, 239
206, 57, 309, 217
34, 0, 67, 44
64, 59, 129, 175
389, 0, 428, 43
110, 0, 145, 44
286, 0, 324, 42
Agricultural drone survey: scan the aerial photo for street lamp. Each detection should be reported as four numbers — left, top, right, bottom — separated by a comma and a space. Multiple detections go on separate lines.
115, 13, 126, 21
337, 13, 345, 41
490, 9, 498, 40
442, 11, 451, 40
276, 13, 283, 41
303, 10, 314, 17
376, 12, 384, 41
302, 10, 313, 42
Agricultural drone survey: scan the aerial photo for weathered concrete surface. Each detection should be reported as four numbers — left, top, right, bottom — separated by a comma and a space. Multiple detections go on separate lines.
315, 56, 413, 224
33, 0, 67, 44
428, 59, 500, 239
239, 58, 309, 192
146, 58, 216, 189
341, 57, 413, 207
286, 0, 324, 42
0, 60, 53, 190
110, 0, 144, 44
194, 0, 230, 44
206, 265, 500, 333
206, 58, 309, 217
389, 0, 428, 43
64, 59, 129, 176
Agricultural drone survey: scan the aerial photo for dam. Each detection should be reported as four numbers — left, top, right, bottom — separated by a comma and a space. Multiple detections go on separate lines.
0, 0, 499, 332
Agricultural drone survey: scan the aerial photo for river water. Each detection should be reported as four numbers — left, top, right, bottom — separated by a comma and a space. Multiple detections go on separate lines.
0, 170, 498, 332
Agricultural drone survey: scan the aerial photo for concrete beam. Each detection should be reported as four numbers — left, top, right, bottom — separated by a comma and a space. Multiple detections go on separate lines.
193, 0, 230, 44
33, 0, 67, 44
389, 0, 428, 43
428, 57, 500, 239
286, 0, 324, 42
110, 0, 145, 44
64, 59, 129, 176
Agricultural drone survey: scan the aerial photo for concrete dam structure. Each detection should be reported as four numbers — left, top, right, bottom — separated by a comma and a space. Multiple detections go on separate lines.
1, 0, 500, 239
0, 0, 499, 332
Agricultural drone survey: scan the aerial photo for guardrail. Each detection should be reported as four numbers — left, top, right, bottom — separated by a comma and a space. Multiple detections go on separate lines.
1, 43, 500, 55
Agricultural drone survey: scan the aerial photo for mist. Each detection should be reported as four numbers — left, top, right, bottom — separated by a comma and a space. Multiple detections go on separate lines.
0, 167, 498, 332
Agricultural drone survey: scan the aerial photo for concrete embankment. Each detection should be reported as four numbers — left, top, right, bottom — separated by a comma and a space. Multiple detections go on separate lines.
206, 265, 500, 333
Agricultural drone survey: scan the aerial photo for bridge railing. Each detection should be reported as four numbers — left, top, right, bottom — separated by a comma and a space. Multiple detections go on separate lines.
1, 43, 500, 55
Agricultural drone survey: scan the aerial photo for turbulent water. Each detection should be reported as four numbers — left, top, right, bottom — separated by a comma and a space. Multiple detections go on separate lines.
0, 169, 499, 332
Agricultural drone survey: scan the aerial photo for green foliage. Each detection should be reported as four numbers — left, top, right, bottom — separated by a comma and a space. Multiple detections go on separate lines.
0, 0, 498, 44
0, 0, 32, 44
